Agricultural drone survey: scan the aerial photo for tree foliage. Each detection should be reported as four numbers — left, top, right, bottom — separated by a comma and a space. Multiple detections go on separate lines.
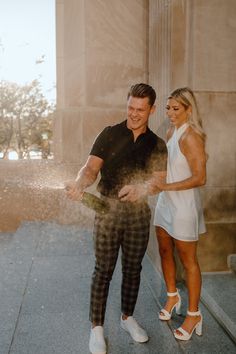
0, 80, 55, 159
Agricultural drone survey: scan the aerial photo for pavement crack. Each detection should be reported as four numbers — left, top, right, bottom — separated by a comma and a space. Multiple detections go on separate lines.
7, 225, 42, 354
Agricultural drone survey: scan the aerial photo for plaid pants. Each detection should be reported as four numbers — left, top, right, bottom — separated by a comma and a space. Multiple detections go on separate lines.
89, 199, 151, 325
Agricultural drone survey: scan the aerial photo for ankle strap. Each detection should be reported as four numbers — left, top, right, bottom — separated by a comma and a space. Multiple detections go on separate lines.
167, 289, 179, 297
187, 310, 201, 316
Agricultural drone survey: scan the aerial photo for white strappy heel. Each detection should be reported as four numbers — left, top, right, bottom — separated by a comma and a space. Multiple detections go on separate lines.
159, 289, 181, 321
174, 310, 203, 341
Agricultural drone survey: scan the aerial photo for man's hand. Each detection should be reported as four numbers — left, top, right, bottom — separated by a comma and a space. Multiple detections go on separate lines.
65, 181, 83, 201
118, 184, 147, 202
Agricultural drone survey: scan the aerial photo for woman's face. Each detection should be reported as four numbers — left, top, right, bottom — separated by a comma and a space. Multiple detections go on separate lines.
166, 98, 191, 128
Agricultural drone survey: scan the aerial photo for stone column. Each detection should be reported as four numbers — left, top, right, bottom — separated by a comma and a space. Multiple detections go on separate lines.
148, 0, 172, 275
148, 0, 171, 139
55, 0, 149, 164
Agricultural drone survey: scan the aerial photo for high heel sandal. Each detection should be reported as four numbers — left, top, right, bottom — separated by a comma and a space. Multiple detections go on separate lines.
174, 310, 203, 341
159, 289, 181, 321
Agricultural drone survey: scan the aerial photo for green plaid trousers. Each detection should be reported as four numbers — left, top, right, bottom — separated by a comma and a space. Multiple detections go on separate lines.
89, 199, 151, 325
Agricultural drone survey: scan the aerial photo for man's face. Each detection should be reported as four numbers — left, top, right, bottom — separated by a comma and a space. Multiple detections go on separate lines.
127, 96, 155, 133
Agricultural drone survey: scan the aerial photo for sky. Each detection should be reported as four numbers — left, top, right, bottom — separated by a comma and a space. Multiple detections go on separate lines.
0, 0, 56, 102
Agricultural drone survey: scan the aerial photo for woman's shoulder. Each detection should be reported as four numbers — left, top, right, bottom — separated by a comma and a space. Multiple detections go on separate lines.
180, 126, 205, 153
181, 126, 204, 143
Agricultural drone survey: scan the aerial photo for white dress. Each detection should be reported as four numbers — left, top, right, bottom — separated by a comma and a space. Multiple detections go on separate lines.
153, 123, 206, 241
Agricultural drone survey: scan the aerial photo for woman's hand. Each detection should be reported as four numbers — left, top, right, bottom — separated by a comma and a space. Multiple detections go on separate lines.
118, 184, 147, 202
151, 172, 167, 191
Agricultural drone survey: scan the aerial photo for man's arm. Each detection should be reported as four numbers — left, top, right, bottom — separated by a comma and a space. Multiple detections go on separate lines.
66, 155, 104, 201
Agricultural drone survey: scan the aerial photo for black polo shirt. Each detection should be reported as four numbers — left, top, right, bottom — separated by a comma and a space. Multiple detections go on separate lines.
90, 120, 167, 198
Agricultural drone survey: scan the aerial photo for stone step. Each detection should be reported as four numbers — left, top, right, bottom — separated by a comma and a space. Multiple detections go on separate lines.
201, 272, 236, 343
143, 256, 236, 351
228, 254, 236, 272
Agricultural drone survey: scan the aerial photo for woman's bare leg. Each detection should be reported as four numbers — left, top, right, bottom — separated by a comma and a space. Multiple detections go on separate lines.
156, 227, 179, 313
175, 239, 201, 334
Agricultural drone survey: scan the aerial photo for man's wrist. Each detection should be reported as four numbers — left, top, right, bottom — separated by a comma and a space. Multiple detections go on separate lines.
75, 179, 84, 190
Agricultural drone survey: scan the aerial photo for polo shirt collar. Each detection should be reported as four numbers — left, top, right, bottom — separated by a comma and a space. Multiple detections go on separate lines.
121, 120, 151, 137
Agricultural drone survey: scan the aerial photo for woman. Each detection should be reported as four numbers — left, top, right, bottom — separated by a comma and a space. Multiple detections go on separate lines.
119, 87, 207, 341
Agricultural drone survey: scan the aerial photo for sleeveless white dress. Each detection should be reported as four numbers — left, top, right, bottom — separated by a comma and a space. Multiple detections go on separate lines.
153, 123, 206, 241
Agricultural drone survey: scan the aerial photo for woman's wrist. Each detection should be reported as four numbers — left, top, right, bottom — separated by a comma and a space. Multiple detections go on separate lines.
162, 183, 169, 191
143, 181, 151, 195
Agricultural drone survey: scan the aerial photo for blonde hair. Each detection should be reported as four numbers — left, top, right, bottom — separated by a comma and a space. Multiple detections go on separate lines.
169, 87, 206, 141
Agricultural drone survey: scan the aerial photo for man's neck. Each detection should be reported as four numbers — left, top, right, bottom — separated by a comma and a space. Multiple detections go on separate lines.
131, 127, 147, 142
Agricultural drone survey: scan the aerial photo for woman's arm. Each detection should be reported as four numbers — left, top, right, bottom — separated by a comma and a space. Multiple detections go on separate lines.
157, 129, 206, 191
118, 171, 166, 202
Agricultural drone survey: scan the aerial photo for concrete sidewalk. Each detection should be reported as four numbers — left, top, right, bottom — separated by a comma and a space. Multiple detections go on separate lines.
0, 222, 235, 354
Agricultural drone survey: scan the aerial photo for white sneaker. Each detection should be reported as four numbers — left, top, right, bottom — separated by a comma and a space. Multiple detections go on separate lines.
120, 316, 148, 343
89, 326, 106, 354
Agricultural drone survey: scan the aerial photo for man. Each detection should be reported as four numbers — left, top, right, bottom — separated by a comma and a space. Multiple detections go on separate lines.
66, 83, 167, 354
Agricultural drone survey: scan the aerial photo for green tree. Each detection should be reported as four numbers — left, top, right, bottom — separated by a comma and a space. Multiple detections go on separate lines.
0, 80, 55, 159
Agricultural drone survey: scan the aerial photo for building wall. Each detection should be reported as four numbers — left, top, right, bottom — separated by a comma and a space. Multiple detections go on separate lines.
54, 0, 149, 163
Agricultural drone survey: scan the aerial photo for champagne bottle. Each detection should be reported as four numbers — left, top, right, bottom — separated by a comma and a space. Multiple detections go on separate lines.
81, 192, 110, 214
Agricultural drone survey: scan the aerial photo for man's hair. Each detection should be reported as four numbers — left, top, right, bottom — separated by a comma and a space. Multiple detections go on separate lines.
127, 83, 156, 106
